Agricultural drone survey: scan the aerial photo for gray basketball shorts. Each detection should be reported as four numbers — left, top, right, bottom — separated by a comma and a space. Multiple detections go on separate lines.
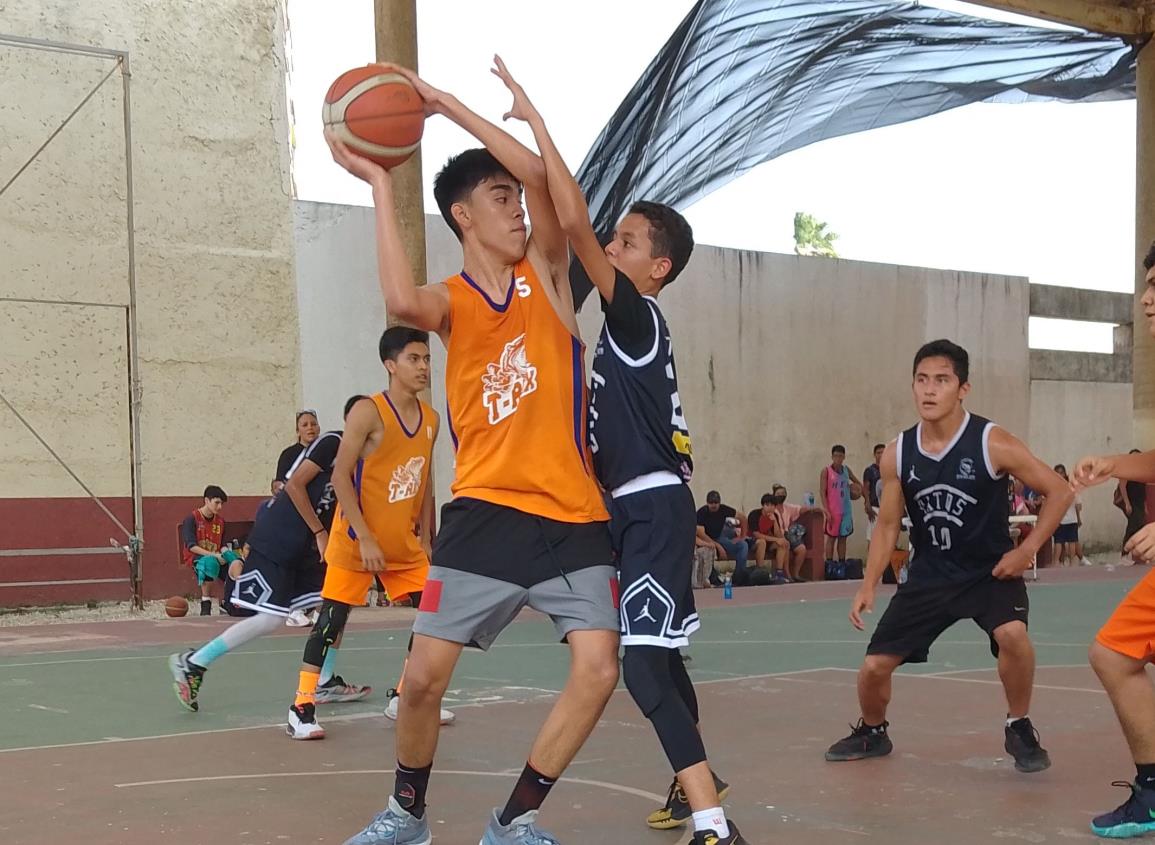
413, 564, 621, 650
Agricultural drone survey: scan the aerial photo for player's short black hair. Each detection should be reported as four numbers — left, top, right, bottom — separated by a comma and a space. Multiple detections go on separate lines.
379, 327, 429, 363
832, 444, 846, 455
1054, 463, 1066, 473
343, 395, 367, 418
1142, 241, 1155, 271
629, 201, 694, 288
873, 443, 885, 452
913, 339, 970, 384
760, 493, 773, 506
706, 490, 721, 504
434, 148, 517, 241
203, 485, 227, 502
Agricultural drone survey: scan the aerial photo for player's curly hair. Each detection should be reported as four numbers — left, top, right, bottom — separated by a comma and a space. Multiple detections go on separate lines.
629, 201, 694, 288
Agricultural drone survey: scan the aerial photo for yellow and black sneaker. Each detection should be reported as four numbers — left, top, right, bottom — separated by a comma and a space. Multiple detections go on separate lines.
646, 771, 731, 830
691, 821, 747, 844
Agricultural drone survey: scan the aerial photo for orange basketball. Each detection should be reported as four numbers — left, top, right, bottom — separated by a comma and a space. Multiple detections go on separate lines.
323, 66, 425, 170
165, 596, 189, 618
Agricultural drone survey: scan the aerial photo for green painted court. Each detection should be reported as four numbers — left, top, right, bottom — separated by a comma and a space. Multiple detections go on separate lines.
0, 568, 1145, 843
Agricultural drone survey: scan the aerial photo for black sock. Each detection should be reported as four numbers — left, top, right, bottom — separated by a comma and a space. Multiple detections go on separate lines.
394, 761, 432, 818
498, 763, 556, 826
1136, 763, 1155, 788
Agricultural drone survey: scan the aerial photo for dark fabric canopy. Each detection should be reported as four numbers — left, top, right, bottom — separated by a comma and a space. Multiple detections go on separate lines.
571, 0, 1138, 306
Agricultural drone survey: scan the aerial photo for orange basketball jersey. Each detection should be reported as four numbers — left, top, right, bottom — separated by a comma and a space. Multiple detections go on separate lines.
444, 258, 607, 523
326, 393, 438, 571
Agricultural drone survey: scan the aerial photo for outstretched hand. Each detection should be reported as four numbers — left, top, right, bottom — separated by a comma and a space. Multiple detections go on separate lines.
491, 55, 537, 123
384, 63, 448, 117
1072, 454, 1116, 490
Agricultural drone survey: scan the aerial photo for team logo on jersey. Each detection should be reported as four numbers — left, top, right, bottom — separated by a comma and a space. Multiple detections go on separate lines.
388, 456, 426, 503
956, 458, 976, 481
913, 483, 978, 526
907, 466, 920, 484
482, 333, 538, 425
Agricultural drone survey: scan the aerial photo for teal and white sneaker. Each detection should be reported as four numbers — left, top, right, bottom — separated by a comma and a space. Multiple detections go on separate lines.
1092, 781, 1155, 838
479, 808, 560, 845
343, 796, 431, 845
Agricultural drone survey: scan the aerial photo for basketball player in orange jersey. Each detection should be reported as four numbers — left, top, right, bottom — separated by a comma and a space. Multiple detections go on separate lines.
328, 68, 620, 845
285, 326, 454, 740
491, 59, 744, 845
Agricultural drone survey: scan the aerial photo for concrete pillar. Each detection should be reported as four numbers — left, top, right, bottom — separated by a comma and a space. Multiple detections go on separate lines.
374, 0, 427, 316
1136, 38, 1155, 448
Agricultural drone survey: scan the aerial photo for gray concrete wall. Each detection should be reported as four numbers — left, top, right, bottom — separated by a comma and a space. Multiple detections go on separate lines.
295, 203, 1034, 558
1, 1, 297, 499
1029, 380, 1134, 552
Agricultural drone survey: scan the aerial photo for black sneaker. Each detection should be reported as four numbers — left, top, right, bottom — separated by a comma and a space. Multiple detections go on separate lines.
825, 719, 893, 761
691, 821, 748, 845
1004, 717, 1051, 773
1091, 780, 1155, 838
646, 771, 731, 830
168, 649, 205, 712
199, 599, 212, 616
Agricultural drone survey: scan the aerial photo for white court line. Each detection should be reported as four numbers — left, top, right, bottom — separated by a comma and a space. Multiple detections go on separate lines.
113, 768, 666, 802
823, 665, 1106, 695
0, 667, 838, 755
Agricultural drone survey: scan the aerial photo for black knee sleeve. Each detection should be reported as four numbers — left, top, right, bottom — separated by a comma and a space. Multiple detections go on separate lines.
622, 646, 667, 716
668, 649, 700, 724
623, 646, 707, 772
303, 600, 351, 667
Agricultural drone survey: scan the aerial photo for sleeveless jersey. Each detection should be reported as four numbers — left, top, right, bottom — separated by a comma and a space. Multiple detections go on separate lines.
897, 412, 1013, 586
325, 394, 437, 572
246, 430, 343, 563
443, 258, 607, 523
588, 294, 692, 490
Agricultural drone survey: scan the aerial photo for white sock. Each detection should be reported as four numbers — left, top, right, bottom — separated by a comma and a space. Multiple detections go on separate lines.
1006, 714, 1028, 727
692, 807, 729, 838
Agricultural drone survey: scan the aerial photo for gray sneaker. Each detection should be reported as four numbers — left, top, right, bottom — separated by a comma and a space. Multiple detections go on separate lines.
480, 808, 560, 845
343, 796, 431, 845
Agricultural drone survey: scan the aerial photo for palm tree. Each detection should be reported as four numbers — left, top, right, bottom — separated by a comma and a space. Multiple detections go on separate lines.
794, 212, 839, 258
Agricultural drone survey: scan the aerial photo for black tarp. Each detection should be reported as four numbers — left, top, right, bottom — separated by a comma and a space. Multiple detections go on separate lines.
571, 0, 1139, 306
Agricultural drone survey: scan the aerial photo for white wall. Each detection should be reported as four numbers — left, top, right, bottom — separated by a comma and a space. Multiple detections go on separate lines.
1030, 379, 1134, 551
295, 203, 1035, 557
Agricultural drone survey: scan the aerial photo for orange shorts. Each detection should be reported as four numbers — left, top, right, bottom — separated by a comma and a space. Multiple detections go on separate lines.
1097, 568, 1155, 661
321, 564, 430, 607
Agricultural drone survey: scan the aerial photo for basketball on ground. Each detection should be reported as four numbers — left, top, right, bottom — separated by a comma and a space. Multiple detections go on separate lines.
323, 65, 424, 169
165, 596, 189, 618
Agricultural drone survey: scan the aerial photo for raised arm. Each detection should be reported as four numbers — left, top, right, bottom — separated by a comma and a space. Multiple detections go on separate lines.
392, 63, 568, 280
492, 56, 617, 304
324, 132, 448, 334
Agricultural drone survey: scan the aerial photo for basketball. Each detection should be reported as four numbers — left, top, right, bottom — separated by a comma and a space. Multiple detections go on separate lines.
323, 66, 425, 169
849, 481, 863, 501
165, 596, 189, 618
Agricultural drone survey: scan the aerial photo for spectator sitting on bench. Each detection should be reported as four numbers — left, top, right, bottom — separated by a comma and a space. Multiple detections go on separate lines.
696, 489, 748, 583
181, 485, 241, 616
746, 494, 783, 585
769, 484, 823, 582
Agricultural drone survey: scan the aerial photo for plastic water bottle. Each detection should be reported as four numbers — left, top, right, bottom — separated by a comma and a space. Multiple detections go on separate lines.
804, 492, 816, 507
723, 574, 733, 600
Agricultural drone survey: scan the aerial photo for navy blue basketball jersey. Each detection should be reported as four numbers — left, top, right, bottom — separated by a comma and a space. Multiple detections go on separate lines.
897, 412, 1012, 586
588, 274, 692, 491
246, 430, 342, 562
